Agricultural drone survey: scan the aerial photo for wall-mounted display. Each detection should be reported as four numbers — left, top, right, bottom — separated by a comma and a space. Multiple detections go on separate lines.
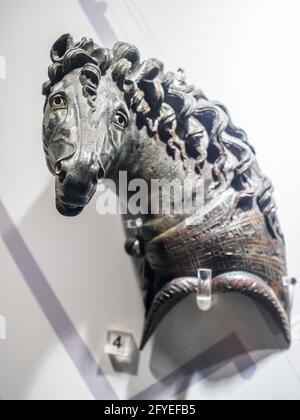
42, 34, 290, 351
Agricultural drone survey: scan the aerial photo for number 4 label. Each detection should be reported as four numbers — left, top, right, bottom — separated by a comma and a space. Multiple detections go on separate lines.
113, 335, 122, 349
105, 330, 134, 359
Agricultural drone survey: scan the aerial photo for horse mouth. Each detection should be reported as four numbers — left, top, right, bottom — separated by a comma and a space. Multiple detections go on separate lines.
56, 199, 85, 217
55, 184, 94, 217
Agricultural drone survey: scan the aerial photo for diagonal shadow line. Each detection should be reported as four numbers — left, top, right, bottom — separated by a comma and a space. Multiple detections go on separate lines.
254, 303, 300, 384
132, 333, 256, 400
0, 199, 256, 400
0, 200, 118, 400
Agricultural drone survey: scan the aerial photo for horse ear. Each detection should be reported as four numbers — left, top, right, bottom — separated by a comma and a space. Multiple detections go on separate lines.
51, 34, 75, 63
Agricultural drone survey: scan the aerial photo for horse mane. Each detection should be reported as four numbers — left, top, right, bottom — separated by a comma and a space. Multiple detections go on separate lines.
42, 34, 270, 207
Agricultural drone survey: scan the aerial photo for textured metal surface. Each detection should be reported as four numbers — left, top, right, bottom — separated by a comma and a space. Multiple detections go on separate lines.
42, 34, 289, 350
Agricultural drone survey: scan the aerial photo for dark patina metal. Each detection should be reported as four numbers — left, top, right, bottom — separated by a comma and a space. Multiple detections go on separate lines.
42, 34, 290, 349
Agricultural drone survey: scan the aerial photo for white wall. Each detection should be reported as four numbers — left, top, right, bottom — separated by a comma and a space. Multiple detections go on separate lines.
0, 0, 300, 400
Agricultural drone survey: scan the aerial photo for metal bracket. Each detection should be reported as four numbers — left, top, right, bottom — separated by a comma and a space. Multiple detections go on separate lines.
124, 218, 144, 231
197, 269, 213, 312
283, 276, 298, 308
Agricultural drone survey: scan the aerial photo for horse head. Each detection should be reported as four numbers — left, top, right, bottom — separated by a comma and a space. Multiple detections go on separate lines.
42, 34, 143, 216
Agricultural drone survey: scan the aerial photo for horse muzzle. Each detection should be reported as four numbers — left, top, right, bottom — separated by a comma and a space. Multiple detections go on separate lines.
54, 153, 104, 217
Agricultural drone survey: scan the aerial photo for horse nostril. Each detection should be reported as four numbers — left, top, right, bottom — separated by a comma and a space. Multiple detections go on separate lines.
54, 161, 66, 182
97, 164, 105, 181
54, 162, 62, 175
97, 168, 104, 181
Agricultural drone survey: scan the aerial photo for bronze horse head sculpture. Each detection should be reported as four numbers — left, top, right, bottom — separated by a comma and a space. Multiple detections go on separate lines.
42, 34, 290, 349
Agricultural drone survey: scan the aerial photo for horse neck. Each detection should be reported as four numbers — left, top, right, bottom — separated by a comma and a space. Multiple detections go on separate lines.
106, 120, 219, 238
110, 123, 190, 186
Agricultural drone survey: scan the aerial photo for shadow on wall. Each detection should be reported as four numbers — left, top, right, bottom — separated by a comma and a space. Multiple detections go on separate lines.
78, 0, 118, 48
146, 294, 285, 399
150, 293, 286, 377
8, 182, 286, 399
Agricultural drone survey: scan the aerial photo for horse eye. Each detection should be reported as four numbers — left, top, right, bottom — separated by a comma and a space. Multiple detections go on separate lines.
51, 95, 67, 110
113, 111, 128, 129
